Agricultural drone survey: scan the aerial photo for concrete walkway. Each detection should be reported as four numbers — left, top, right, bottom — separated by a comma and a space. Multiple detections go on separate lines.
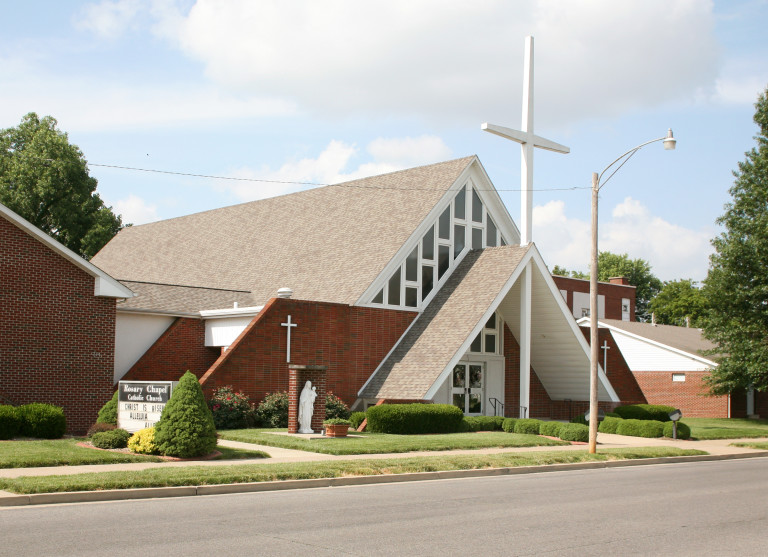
1, 433, 766, 506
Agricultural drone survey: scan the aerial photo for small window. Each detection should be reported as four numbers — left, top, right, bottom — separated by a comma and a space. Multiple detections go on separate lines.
486, 313, 496, 330
421, 265, 434, 300
472, 188, 483, 223
438, 245, 450, 279
372, 289, 383, 304
388, 269, 401, 306
422, 226, 435, 260
454, 224, 465, 258
500, 236, 507, 246
485, 334, 496, 354
472, 228, 483, 250
405, 287, 418, 308
454, 188, 466, 220
581, 308, 590, 317
438, 207, 451, 240
405, 247, 418, 282
470, 333, 482, 353
487, 217, 498, 247
672, 373, 686, 382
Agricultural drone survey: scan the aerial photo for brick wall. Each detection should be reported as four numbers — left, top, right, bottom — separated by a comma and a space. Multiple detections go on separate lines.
120, 317, 220, 383
131, 297, 417, 408
553, 275, 636, 321
578, 326, 646, 405
0, 216, 116, 435
503, 324, 553, 418
632, 370, 729, 418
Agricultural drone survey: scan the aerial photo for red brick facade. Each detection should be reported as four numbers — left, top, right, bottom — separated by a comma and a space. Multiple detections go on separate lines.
287, 365, 327, 433
631, 370, 729, 418
0, 216, 117, 435
553, 275, 636, 321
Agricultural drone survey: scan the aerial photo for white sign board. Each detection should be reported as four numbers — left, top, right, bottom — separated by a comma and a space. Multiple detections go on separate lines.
118, 381, 177, 433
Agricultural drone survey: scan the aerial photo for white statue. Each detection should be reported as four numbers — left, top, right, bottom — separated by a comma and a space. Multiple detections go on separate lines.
298, 380, 317, 433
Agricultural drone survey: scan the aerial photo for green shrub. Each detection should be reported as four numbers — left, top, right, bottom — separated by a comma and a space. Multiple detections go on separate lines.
325, 393, 351, 420
606, 412, 621, 418
255, 391, 289, 428
461, 416, 503, 432
154, 371, 218, 458
598, 416, 623, 434
570, 414, 588, 425
97, 391, 118, 425
366, 404, 464, 434
350, 411, 366, 429
209, 385, 254, 429
0, 405, 22, 440
502, 418, 518, 432
539, 421, 563, 437
91, 428, 131, 449
128, 427, 160, 454
663, 420, 691, 440
87, 422, 117, 437
558, 423, 589, 442
616, 419, 665, 438
514, 419, 541, 435
613, 404, 677, 422
323, 418, 351, 426
18, 403, 66, 439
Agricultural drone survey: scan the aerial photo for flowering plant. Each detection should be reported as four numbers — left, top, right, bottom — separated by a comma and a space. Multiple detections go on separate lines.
208, 386, 255, 429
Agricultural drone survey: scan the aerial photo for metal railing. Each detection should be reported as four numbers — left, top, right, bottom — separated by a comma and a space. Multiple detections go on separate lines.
488, 398, 505, 417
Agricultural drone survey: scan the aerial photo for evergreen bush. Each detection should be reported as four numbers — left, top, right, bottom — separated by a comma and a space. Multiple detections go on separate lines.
91, 428, 131, 449
350, 411, 366, 429
87, 422, 117, 437
97, 391, 118, 425
558, 423, 589, 442
663, 420, 691, 440
18, 403, 66, 439
0, 405, 21, 440
616, 419, 665, 438
539, 421, 563, 437
325, 392, 351, 420
501, 418, 518, 432
128, 427, 160, 454
514, 419, 541, 435
153, 371, 218, 458
613, 404, 676, 422
256, 391, 289, 428
366, 404, 464, 434
570, 414, 588, 425
598, 416, 623, 434
209, 386, 254, 429
460, 416, 503, 432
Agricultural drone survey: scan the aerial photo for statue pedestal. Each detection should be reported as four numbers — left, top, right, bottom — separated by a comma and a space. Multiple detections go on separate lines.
288, 364, 327, 434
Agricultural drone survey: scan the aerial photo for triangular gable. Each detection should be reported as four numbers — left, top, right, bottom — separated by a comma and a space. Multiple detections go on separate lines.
0, 202, 133, 299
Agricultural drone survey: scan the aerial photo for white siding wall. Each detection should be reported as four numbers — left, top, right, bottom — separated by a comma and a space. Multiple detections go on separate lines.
205, 316, 254, 347
114, 313, 174, 382
611, 332, 713, 372
572, 291, 605, 319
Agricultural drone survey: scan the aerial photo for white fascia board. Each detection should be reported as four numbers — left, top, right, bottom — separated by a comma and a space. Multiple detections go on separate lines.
580, 318, 718, 368
117, 308, 200, 318
424, 247, 534, 400
528, 246, 620, 402
199, 306, 263, 319
1, 203, 134, 299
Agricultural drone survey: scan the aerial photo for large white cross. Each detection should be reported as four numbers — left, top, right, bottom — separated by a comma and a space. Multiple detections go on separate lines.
481, 35, 570, 245
281, 315, 297, 363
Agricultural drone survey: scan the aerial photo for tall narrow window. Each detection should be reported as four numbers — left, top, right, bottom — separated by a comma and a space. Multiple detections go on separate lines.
454, 188, 466, 220
405, 287, 418, 308
472, 188, 483, 223
438, 245, 450, 278
470, 333, 482, 352
472, 228, 483, 250
454, 224, 465, 258
422, 226, 435, 260
405, 246, 418, 282
422, 265, 434, 300
388, 269, 401, 306
372, 289, 383, 304
487, 217, 498, 247
438, 207, 451, 240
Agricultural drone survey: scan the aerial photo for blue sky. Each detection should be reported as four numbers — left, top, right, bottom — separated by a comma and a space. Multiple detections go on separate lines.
2, 0, 767, 281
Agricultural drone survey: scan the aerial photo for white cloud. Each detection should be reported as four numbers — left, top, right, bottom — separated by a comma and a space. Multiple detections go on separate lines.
533, 197, 713, 281
216, 135, 452, 201
114, 194, 160, 225
75, 0, 143, 39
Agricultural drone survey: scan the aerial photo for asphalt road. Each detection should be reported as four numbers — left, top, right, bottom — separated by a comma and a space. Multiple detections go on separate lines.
2, 457, 766, 556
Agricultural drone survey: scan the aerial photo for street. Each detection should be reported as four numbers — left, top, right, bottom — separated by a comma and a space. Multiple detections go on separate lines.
2, 457, 766, 556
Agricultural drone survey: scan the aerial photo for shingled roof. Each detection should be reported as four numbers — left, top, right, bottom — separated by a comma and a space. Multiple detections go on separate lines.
93, 157, 476, 309
361, 246, 529, 400
598, 319, 716, 359
117, 281, 256, 314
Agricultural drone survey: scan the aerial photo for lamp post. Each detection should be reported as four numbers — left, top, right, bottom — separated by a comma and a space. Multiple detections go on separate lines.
588, 129, 676, 454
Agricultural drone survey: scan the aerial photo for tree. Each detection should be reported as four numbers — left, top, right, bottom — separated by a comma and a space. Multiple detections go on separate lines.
647, 279, 707, 327
702, 87, 768, 394
551, 264, 588, 279
596, 252, 662, 321
0, 113, 122, 259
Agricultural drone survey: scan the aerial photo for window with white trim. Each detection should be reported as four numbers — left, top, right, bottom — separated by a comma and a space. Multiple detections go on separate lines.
469, 312, 503, 355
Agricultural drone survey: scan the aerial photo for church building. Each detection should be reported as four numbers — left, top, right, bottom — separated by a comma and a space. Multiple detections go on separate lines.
92, 156, 620, 419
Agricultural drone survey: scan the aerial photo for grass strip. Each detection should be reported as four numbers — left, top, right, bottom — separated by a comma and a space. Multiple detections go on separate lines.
685, 418, 768, 440
0, 439, 163, 468
732, 441, 768, 450
218, 429, 568, 455
213, 446, 269, 460
0, 447, 704, 494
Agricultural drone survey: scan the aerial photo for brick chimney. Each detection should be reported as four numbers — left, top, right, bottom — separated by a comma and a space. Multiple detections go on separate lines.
609, 276, 629, 286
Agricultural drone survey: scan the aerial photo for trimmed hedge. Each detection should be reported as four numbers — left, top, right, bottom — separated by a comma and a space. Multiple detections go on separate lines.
663, 420, 691, 440
570, 414, 588, 425
502, 418, 518, 433
514, 419, 541, 435
350, 412, 366, 430
365, 404, 464, 434
18, 403, 66, 439
558, 423, 589, 442
461, 416, 505, 432
613, 404, 677, 422
598, 416, 623, 434
615, 418, 665, 438
128, 427, 160, 454
87, 422, 117, 437
539, 421, 562, 437
97, 391, 118, 425
0, 405, 22, 440
91, 428, 131, 449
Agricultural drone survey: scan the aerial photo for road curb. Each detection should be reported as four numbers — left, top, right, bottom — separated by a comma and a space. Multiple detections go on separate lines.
2, 451, 767, 507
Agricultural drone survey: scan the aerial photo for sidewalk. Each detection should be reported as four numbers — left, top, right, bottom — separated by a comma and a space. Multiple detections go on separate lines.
2, 433, 766, 506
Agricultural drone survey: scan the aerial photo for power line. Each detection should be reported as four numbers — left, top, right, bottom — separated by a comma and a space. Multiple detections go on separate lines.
89, 162, 589, 192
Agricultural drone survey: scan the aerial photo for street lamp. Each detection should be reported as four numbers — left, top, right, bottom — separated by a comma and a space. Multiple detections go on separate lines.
588, 129, 676, 454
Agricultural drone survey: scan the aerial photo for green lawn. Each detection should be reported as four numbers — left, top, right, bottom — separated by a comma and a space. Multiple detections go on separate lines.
0, 439, 267, 469
0, 447, 705, 494
684, 418, 768, 440
218, 429, 569, 455
732, 441, 768, 450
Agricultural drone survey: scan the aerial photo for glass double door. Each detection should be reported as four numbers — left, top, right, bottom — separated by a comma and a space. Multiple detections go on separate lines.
452, 362, 484, 415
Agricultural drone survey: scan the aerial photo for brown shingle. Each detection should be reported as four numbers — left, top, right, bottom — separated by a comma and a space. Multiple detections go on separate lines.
117, 281, 255, 314
601, 319, 716, 358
